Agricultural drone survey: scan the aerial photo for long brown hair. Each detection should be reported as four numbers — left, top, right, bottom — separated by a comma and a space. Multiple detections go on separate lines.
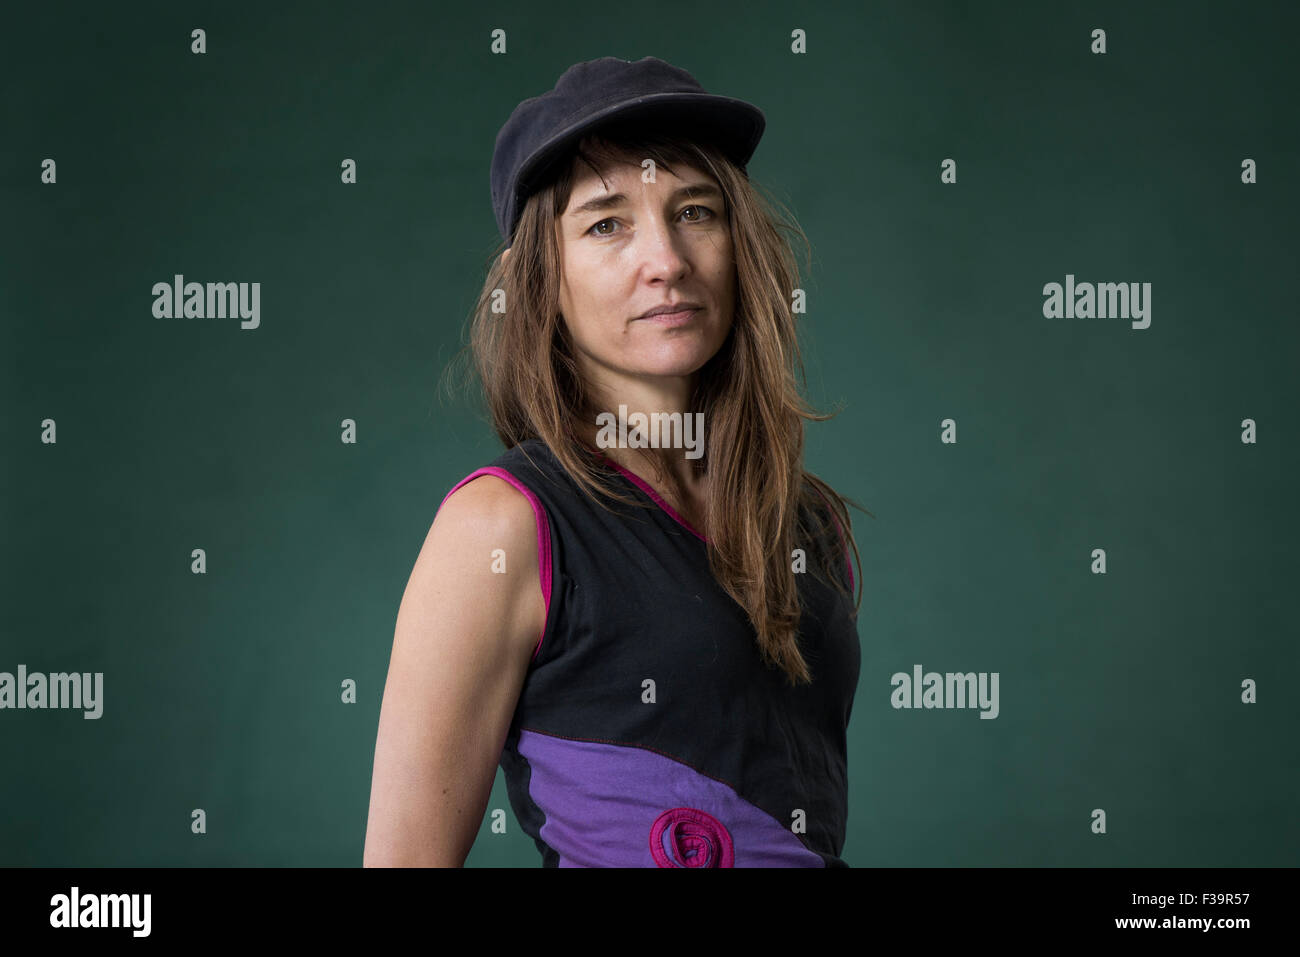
443, 122, 870, 685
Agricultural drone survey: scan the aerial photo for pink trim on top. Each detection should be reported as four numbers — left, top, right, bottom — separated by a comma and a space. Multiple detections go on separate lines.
438, 467, 552, 661
598, 456, 710, 544
591, 448, 854, 593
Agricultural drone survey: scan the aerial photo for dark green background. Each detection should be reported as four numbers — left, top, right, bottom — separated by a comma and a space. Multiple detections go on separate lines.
2, 0, 1296, 866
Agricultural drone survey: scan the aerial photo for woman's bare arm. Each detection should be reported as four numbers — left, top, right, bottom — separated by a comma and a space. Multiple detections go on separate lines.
363, 475, 546, 867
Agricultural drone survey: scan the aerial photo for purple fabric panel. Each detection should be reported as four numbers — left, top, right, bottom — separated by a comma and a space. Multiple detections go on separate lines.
517, 728, 824, 867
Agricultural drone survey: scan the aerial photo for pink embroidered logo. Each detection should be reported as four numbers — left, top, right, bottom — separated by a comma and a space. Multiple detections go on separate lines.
649, 807, 735, 867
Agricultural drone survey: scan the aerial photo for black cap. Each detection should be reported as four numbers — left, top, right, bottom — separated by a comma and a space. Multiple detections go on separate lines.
490, 56, 766, 245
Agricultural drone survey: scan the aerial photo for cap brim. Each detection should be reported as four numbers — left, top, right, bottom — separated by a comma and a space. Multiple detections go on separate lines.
515, 93, 766, 199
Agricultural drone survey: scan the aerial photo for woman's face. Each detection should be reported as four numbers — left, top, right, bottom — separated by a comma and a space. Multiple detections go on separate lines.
552, 156, 735, 398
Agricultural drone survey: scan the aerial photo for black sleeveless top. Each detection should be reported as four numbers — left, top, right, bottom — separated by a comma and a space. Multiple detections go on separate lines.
439, 438, 861, 867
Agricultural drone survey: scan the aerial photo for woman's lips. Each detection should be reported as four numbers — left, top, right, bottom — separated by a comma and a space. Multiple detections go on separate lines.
637, 307, 700, 326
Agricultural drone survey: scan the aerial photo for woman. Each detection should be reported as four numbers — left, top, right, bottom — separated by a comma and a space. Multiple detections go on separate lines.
364, 56, 867, 867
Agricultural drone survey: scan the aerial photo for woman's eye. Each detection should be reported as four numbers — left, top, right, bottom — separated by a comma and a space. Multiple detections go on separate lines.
587, 206, 716, 237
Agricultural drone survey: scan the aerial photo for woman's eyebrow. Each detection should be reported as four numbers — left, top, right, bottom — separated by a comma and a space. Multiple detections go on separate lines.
567, 183, 723, 219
